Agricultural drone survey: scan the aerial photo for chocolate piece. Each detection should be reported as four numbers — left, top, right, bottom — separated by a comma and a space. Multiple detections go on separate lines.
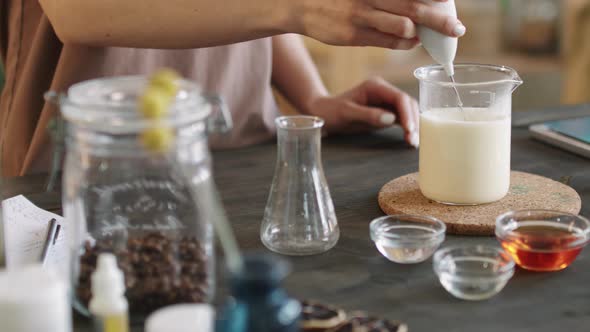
326, 321, 358, 332
301, 301, 347, 331
348, 312, 408, 332
75, 232, 211, 315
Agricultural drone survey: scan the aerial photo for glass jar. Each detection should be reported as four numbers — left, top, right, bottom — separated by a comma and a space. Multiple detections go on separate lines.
55, 76, 232, 319
414, 64, 522, 205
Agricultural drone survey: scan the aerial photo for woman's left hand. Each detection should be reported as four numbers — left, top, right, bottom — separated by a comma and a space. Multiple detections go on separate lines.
306, 77, 420, 148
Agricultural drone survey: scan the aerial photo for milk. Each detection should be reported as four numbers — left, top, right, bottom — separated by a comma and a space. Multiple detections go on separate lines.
419, 108, 511, 205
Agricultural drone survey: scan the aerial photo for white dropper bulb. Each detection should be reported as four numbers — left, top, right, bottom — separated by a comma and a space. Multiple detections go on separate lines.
417, 0, 459, 77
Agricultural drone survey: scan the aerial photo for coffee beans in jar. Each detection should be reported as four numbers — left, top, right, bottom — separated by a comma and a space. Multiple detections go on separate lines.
76, 232, 212, 315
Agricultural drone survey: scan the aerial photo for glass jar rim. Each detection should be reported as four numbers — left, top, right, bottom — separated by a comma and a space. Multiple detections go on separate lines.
61, 76, 211, 134
413, 63, 523, 88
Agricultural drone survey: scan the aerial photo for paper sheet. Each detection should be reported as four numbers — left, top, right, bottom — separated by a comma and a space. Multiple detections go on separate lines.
1, 195, 68, 270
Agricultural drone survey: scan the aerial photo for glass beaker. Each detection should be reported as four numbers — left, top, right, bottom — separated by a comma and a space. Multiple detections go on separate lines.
414, 64, 523, 205
261, 116, 339, 256
54, 76, 231, 320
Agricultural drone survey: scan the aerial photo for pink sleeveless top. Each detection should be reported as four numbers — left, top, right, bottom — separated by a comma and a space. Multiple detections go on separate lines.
97, 41, 279, 149
1, 1, 277, 176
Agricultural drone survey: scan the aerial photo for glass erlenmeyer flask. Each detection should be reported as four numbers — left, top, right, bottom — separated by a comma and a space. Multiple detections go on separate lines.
414, 64, 523, 205
261, 116, 339, 256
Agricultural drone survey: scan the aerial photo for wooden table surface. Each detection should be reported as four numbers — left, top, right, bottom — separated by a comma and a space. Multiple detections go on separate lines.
3, 107, 590, 332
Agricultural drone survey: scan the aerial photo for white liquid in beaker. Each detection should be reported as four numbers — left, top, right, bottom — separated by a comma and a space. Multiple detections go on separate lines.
419, 108, 511, 205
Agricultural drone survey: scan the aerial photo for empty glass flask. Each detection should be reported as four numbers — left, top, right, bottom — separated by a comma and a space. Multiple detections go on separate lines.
260, 116, 339, 256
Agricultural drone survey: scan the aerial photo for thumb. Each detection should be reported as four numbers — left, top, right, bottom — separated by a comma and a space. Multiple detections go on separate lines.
345, 104, 396, 128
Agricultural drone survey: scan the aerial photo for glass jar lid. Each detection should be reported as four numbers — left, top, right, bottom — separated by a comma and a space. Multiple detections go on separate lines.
61, 76, 211, 134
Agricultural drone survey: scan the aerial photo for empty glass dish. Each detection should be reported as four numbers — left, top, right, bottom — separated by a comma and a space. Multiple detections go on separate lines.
369, 215, 446, 264
433, 245, 515, 301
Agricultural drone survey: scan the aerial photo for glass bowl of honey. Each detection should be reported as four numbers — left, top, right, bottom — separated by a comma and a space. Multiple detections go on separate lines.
433, 245, 515, 301
370, 215, 446, 264
496, 210, 590, 272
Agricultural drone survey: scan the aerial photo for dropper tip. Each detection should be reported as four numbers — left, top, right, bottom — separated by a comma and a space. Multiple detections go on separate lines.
444, 63, 455, 77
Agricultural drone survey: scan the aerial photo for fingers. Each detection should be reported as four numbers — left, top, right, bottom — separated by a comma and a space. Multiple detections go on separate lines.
361, 78, 419, 148
344, 103, 397, 129
370, 0, 466, 37
351, 28, 420, 49
399, 93, 419, 148
413, 10, 465, 38
362, 10, 417, 39
410, 98, 420, 148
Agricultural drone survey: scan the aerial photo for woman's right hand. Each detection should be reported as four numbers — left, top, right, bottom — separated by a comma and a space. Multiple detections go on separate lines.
291, 0, 465, 50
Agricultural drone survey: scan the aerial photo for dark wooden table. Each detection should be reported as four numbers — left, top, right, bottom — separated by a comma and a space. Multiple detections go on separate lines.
3, 107, 589, 332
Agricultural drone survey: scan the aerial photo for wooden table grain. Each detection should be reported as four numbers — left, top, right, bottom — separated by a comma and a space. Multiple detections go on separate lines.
3, 107, 589, 332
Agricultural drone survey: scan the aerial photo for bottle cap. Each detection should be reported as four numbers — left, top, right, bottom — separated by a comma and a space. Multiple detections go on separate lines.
145, 304, 215, 332
91, 253, 125, 296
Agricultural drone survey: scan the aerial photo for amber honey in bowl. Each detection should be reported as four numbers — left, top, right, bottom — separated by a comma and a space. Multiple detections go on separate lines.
499, 221, 586, 271
496, 210, 590, 272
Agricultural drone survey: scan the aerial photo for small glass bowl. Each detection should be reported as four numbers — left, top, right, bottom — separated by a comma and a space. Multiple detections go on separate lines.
433, 245, 515, 301
496, 210, 590, 271
370, 215, 446, 264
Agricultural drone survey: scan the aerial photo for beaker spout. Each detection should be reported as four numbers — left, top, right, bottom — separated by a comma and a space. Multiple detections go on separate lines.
508, 75, 524, 93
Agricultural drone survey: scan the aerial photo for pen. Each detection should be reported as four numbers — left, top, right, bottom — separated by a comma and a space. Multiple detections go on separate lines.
40, 218, 58, 264
53, 224, 62, 245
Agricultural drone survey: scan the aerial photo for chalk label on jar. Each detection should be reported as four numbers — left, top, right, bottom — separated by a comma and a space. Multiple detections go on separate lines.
99, 215, 186, 236
90, 179, 191, 203
85, 177, 199, 237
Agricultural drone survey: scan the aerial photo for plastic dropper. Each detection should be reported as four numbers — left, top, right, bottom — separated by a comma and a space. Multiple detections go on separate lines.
417, 0, 465, 116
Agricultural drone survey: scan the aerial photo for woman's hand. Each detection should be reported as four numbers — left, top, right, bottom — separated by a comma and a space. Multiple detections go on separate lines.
305, 78, 420, 148
293, 0, 465, 50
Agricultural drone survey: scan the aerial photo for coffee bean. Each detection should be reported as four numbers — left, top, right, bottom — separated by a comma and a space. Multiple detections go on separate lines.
76, 232, 211, 315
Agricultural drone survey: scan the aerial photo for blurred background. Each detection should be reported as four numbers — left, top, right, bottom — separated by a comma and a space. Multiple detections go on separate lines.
0, 0, 588, 112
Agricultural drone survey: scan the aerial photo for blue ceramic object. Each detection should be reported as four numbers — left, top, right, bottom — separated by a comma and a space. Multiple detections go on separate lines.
216, 254, 301, 332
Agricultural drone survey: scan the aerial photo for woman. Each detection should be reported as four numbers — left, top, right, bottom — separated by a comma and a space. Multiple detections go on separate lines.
0, 0, 465, 177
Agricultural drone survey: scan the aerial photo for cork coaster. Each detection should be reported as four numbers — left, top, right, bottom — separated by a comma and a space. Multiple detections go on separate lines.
377, 171, 582, 236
